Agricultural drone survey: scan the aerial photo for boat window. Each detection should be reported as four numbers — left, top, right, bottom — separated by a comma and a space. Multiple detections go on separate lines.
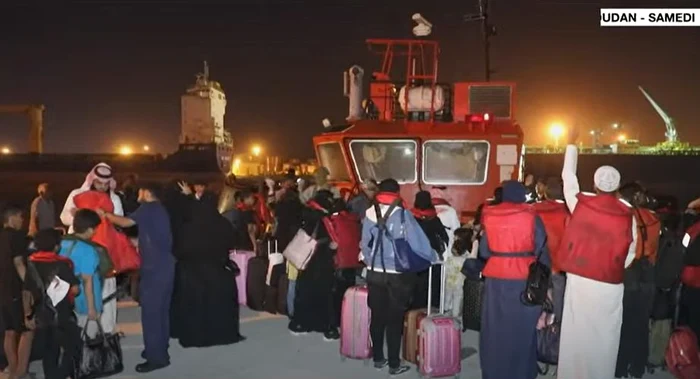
317, 142, 350, 181
423, 140, 490, 185
349, 140, 417, 183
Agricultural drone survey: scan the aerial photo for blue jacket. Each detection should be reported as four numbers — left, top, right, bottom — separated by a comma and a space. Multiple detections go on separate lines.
360, 203, 439, 273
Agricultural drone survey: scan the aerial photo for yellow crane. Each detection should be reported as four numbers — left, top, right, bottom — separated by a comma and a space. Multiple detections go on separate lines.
0, 104, 45, 153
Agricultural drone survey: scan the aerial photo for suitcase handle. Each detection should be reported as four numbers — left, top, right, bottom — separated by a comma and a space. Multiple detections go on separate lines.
427, 261, 447, 316
267, 239, 279, 254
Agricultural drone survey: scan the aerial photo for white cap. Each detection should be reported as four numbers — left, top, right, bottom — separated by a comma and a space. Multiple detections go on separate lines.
594, 165, 621, 193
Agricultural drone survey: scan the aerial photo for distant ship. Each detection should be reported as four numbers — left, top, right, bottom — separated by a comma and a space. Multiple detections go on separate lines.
0, 61, 234, 174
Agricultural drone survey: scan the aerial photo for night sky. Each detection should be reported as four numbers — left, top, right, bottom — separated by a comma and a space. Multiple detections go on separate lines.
1, 1, 698, 158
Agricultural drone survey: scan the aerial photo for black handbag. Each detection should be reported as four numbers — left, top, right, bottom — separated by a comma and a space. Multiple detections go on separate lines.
75, 320, 124, 379
536, 319, 561, 374
521, 248, 552, 310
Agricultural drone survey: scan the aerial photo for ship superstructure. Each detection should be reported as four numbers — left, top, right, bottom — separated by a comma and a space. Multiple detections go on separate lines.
180, 61, 234, 172
312, 14, 524, 220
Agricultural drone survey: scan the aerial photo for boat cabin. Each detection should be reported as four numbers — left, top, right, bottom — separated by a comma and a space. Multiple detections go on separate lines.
312, 38, 524, 221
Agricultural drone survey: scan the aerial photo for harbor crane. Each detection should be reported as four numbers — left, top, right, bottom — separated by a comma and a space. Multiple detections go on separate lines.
638, 86, 678, 144
0, 104, 45, 153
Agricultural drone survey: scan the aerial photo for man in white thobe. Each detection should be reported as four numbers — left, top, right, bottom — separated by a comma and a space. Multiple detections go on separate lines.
557, 134, 638, 379
60, 162, 123, 334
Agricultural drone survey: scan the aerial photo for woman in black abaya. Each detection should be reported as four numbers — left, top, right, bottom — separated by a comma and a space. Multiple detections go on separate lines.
169, 200, 245, 347
411, 191, 449, 309
288, 190, 340, 340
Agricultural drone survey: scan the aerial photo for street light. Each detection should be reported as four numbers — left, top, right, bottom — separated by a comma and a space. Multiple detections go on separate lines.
617, 134, 626, 142
119, 145, 133, 156
143, 145, 150, 152
251, 145, 262, 157
612, 123, 620, 129
549, 123, 565, 147
1, 147, 10, 155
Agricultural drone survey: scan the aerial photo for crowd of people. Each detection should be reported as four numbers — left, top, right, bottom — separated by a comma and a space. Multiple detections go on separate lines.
2, 125, 700, 379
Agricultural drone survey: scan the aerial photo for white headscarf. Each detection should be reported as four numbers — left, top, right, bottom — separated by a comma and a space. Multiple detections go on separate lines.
594, 165, 621, 193
81, 162, 117, 191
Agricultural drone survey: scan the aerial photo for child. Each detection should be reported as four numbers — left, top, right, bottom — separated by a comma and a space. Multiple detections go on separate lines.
28, 229, 80, 379
0, 205, 33, 379
60, 209, 103, 337
444, 228, 475, 318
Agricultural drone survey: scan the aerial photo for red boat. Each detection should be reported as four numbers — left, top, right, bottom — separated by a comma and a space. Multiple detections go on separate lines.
312, 32, 524, 222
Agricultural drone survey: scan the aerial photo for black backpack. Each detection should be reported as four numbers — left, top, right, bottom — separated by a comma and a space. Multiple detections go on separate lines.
654, 227, 685, 290
25, 261, 58, 329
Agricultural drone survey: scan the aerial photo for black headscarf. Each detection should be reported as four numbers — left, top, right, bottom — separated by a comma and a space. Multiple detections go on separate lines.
176, 201, 236, 263
300, 190, 334, 241
414, 190, 434, 211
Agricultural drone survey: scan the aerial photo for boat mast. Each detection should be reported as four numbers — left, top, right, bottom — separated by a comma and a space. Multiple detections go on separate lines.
638, 86, 678, 143
465, 0, 497, 81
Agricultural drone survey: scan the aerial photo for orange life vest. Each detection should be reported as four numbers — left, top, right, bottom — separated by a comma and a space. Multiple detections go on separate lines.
481, 202, 537, 280
633, 207, 661, 263
533, 200, 569, 273
557, 193, 633, 284
681, 222, 700, 288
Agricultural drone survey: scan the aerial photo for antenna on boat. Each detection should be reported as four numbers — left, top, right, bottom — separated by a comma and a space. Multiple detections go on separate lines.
465, 0, 497, 81
203, 61, 209, 82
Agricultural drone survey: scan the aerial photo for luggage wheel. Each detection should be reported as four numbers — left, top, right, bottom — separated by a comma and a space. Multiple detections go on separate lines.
362, 359, 370, 366
340, 356, 346, 362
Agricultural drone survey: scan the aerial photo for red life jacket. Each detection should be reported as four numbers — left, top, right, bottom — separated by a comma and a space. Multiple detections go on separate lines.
481, 202, 537, 280
73, 190, 139, 274
557, 193, 633, 284
681, 223, 700, 288
533, 200, 569, 274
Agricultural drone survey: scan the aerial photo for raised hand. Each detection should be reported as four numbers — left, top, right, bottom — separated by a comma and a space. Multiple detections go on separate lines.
178, 181, 192, 195
568, 123, 580, 145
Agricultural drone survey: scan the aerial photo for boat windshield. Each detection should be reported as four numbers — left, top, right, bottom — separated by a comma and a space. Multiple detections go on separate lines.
423, 140, 490, 185
317, 142, 351, 181
349, 139, 417, 183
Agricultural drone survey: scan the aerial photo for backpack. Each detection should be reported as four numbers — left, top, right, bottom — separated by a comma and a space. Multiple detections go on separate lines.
370, 200, 431, 273
655, 227, 685, 290
666, 326, 700, 379
62, 235, 114, 278
25, 259, 59, 329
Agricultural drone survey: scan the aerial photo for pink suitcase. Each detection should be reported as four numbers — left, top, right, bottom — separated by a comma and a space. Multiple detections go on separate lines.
417, 264, 461, 378
340, 286, 372, 361
229, 250, 255, 306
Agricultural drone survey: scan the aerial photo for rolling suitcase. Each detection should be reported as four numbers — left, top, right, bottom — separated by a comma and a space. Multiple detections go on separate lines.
339, 286, 372, 361
229, 250, 254, 306
417, 263, 462, 378
403, 308, 432, 364
263, 240, 285, 314
247, 244, 268, 311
